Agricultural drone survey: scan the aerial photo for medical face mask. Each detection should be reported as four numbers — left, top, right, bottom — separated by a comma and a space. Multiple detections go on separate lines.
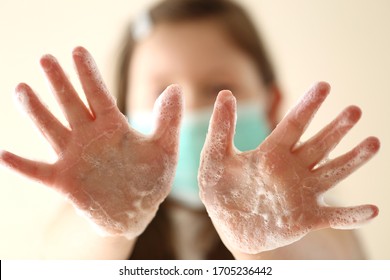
129, 101, 270, 209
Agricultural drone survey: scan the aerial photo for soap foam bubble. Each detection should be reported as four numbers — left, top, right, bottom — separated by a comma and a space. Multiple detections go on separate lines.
14, 86, 33, 116
210, 203, 308, 253
154, 84, 183, 121
69, 122, 176, 239
328, 206, 374, 230
202, 157, 319, 254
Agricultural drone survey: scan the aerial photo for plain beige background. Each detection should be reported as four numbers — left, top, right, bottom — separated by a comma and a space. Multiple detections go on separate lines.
0, 0, 389, 259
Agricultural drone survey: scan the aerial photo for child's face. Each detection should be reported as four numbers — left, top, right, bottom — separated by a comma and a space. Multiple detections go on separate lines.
127, 18, 271, 116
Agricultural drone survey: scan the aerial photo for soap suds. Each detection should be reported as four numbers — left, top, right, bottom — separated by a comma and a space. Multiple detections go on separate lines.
67, 123, 176, 238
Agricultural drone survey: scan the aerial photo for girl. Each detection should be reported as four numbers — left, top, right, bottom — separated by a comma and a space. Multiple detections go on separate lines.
0, 0, 380, 259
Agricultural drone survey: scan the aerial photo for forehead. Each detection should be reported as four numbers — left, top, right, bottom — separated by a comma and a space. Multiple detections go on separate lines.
130, 19, 255, 80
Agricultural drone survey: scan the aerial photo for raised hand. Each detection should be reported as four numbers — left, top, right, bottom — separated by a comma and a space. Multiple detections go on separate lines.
198, 82, 380, 254
0, 47, 183, 239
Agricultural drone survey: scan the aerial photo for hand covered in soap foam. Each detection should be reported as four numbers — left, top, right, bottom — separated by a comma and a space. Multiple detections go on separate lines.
0, 47, 182, 239
198, 82, 379, 254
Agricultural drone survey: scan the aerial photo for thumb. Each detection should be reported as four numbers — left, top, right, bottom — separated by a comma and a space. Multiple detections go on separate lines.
198, 90, 237, 188
152, 84, 183, 154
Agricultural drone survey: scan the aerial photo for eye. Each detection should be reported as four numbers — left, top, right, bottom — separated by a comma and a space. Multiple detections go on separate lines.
154, 85, 170, 98
156, 87, 165, 96
210, 84, 234, 95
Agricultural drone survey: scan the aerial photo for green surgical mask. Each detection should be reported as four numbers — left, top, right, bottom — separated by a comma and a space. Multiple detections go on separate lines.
129, 101, 270, 209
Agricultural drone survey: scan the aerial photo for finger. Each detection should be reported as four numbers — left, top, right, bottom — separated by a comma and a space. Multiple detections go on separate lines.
15, 83, 70, 153
0, 150, 53, 184
152, 84, 183, 154
201, 90, 237, 162
315, 136, 380, 192
40, 54, 92, 127
295, 105, 362, 168
198, 90, 236, 189
270, 82, 330, 148
322, 205, 378, 229
72, 46, 117, 117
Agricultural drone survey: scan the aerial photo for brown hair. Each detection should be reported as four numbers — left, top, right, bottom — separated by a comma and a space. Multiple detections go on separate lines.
115, 0, 276, 259
115, 0, 276, 114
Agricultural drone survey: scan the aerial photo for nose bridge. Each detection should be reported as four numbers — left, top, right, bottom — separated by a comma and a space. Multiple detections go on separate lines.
182, 84, 201, 112
182, 83, 214, 113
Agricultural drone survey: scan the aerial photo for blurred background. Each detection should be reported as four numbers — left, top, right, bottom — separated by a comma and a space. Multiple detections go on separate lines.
0, 0, 389, 259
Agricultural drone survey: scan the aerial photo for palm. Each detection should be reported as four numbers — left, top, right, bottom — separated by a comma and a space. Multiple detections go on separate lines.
0, 47, 182, 239
53, 112, 176, 238
199, 83, 379, 254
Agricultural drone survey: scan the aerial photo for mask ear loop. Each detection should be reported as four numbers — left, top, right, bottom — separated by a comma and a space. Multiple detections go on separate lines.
132, 10, 154, 41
